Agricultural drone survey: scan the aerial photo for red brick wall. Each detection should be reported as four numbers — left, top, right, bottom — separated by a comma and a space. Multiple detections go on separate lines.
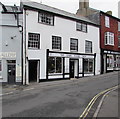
100, 13, 120, 52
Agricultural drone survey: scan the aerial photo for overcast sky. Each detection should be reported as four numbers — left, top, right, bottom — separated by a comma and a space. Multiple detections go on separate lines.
0, 0, 119, 17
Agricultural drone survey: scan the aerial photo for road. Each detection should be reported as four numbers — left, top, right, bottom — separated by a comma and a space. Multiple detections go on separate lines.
2, 72, 119, 118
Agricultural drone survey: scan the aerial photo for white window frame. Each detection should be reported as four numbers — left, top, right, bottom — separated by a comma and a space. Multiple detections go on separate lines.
38, 12, 54, 26
76, 22, 87, 33
28, 33, 40, 49
105, 32, 114, 46
70, 38, 78, 52
105, 16, 110, 28
85, 40, 92, 53
52, 36, 61, 50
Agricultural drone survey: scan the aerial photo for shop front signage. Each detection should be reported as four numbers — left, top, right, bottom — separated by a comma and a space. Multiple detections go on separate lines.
49, 53, 94, 59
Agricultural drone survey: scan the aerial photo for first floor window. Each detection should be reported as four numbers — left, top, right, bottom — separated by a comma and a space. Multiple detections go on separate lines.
48, 57, 62, 73
0, 60, 1, 71
84, 59, 94, 73
70, 38, 78, 51
52, 36, 61, 50
105, 32, 114, 46
85, 40, 92, 53
28, 33, 40, 49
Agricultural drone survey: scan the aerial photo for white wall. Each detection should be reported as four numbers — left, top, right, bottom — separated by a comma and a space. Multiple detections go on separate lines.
25, 9, 101, 82
0, 7, 22, 83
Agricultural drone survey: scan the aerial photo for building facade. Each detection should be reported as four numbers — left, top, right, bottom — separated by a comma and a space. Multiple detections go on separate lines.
100, 12, 120, 73
77, 0, 120, 74
0, 3, 23, 84
21, 1, 101, 85
0, 1, 101, 85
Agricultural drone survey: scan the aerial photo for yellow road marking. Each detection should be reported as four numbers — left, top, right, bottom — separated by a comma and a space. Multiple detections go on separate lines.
79, 85, 118, 119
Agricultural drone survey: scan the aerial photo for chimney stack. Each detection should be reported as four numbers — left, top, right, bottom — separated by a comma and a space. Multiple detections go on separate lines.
79, 0, 89, 9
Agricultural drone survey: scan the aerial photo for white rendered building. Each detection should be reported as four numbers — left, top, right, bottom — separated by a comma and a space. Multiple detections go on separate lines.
21, 1, 101, 85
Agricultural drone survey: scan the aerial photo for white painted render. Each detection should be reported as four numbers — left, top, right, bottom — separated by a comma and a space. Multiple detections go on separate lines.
0, 4, 22, 83
24, 9, 101, 84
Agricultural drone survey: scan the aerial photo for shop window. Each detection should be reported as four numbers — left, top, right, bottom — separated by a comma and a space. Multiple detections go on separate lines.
85, 40, 92, 53
48, 57, 62, 74
76, 22, 87, 33
52, 36, 61, 50
114, 55, 120, 68
0, 60, 1, 71
28, 33, 40, 49
105, 32, 114, 46
118, 33, 120, 47
38, 12, 54, 25
107, 55, 113, 68
105, 16, 110, 28
70, 38, 78, 51
84, 59, 94, 73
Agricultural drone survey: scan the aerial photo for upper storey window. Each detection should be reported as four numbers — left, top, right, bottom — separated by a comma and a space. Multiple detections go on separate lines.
105, 16, 110, 28
76, 22, 87, 33
105, 32, 114, 46
38, 12, 54, 25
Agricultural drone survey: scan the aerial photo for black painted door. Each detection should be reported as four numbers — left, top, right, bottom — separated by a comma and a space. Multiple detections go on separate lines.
70, 60, 75, 78
8, 61, 16, 84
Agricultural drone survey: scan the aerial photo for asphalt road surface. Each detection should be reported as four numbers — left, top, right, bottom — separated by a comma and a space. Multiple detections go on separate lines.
2, 72, 119, 118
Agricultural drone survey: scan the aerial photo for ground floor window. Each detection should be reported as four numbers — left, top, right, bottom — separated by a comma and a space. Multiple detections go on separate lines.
0, 60, 1, 71
107, 55, 120, 69
48, 57, 62, 73
107, 55, 113, 68
84, 59, 94, 73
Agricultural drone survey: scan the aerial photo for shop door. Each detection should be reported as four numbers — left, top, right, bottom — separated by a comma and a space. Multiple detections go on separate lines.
7, 60, 16, 84
70, 60, 75, 78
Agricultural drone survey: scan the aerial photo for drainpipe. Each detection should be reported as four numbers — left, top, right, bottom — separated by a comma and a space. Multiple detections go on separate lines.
23, 9, 27, 85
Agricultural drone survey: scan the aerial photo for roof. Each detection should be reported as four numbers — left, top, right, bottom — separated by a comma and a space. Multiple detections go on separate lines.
20, 0, 99, 26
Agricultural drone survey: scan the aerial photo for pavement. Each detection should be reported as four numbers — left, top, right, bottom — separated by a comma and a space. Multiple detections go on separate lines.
1, 72, 120, 118
97, 88, 119, 118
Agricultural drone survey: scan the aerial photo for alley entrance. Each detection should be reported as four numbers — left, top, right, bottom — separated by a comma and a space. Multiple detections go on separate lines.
29, 60, 39, 83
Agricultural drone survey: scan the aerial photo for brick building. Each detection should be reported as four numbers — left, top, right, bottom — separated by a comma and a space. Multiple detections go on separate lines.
77, 0, 120, 73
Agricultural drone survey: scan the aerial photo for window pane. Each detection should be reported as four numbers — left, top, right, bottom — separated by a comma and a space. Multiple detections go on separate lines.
28, 33, 40, 49
84, 59, 88, 72
56, 57, 62, 73
39, 12, 54, 25
48, 57, 62, 74
105, 16, 110, 28
89, 59, 93, 72
48, 57, 55, 73
52, 36, 61, 50
84, 59, 94, 73
85, 41, 92, 53
0, 61, 1, 71
70, 38, 78, 51
76, 22, 87, 32
104, 32, 114, 45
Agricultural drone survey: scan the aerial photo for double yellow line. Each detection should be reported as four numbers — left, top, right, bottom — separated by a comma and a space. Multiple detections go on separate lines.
79, 85, 119, 119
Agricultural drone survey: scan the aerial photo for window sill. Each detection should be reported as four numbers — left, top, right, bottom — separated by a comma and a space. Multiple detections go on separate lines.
76, 29, 87, 33
70, 50, 78, 53
105, 44, 114, 46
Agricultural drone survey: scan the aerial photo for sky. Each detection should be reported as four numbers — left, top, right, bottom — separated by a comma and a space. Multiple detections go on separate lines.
0, 0, 119, 17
